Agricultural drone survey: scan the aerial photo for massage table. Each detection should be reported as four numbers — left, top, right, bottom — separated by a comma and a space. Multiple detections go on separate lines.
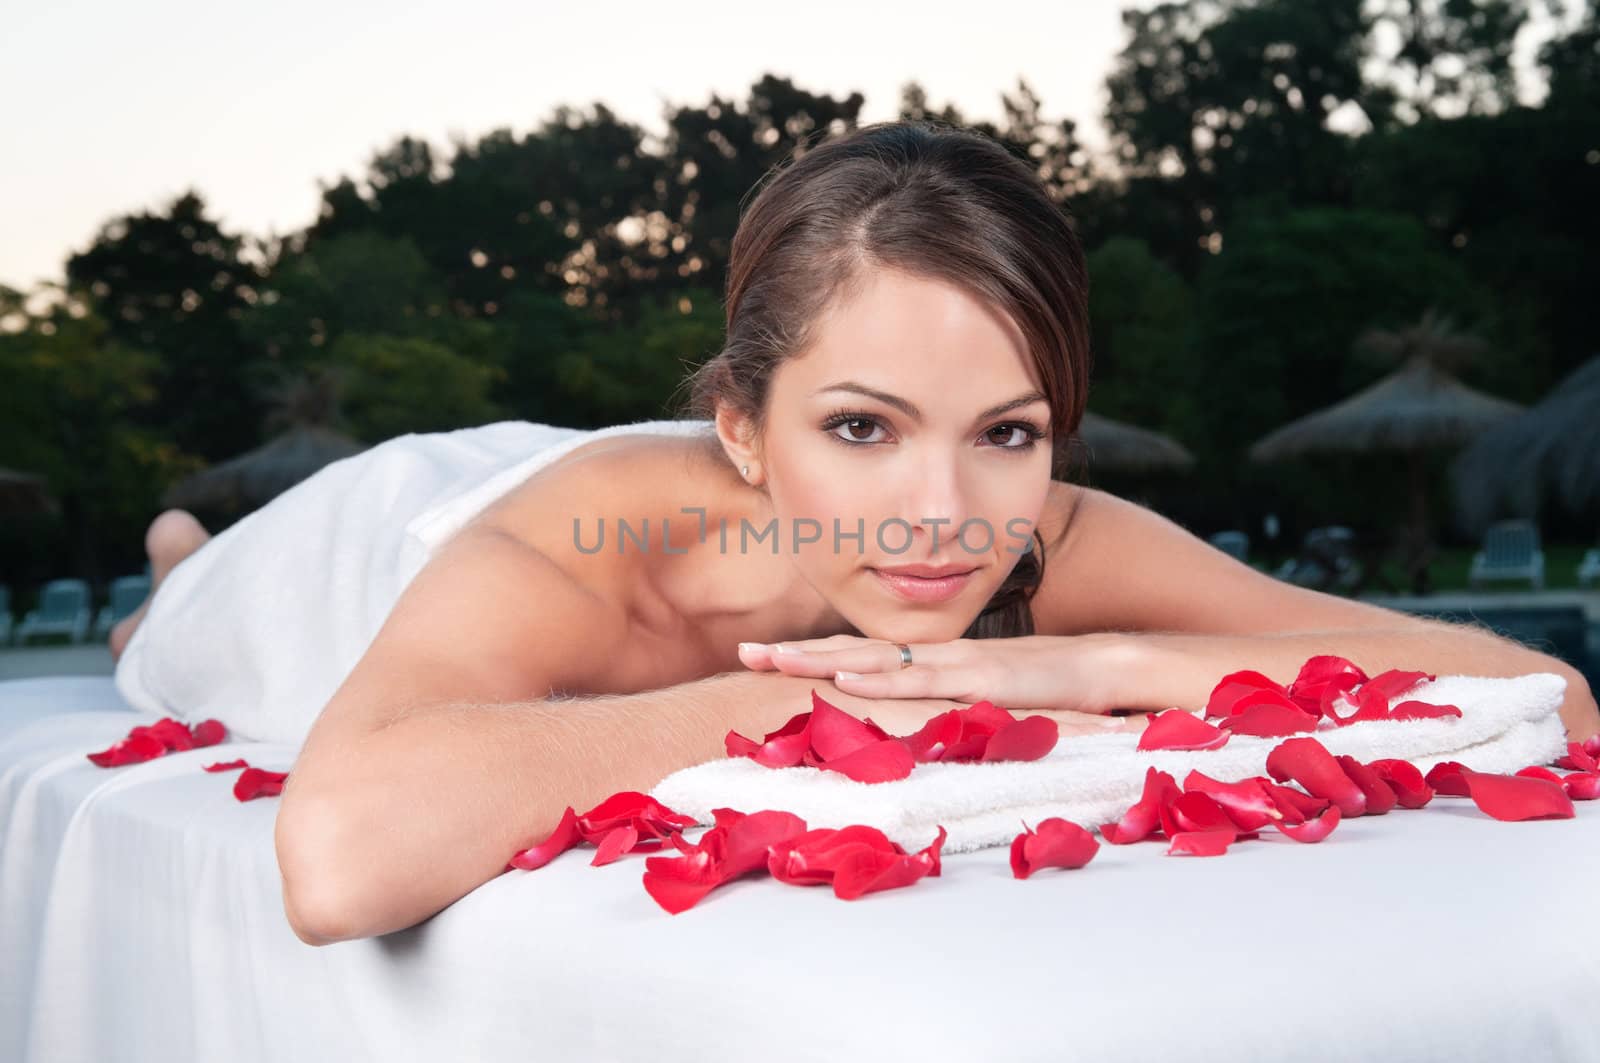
4, 673, 1599, 1062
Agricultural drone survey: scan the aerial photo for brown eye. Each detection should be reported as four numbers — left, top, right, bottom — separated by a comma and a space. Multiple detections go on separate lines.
988, 425, 1024, 446
844, 419, 877, 441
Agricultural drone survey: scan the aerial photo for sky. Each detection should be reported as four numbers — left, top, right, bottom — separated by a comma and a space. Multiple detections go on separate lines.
0, 0, 1159, 291
3, 0, 1574, 294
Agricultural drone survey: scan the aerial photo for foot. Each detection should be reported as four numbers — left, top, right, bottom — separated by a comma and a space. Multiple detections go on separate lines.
109, 510, 212, 662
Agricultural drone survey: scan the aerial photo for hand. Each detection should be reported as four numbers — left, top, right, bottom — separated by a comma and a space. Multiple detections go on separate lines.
759, 673, 1150, 740
737, 633, 1150, 724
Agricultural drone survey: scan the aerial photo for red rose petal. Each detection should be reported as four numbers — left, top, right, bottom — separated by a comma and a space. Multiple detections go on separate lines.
577, 791, 698, 842
86, 730, 167, 767
1561, 772, 1600, 801
146, 718, 196, 751
1388, 700, 1463, 721
1461, 770, 1576, 821
1218, 699, 1320, 737
641, 849, 721, 914
830, 828, 944, 899
1424, 761, 1472, 797
819, 738, 916, 783
807, 692, 897, 761
1182, 771, 1284, 831
1204, 670, 1287, 719
591, 824, 640, 866
1554, 742, 1599, 773
725, 710, 813, 767
190, 719, 227, 747
1366, 759, 1434, 808
1287, 656, 1369, 716
980, 714, 1060, 762
1272, 804, 1341, 843
1336, 755, 1398, 816
1100, 767, 1182, 843
202, 758, 249, 773
1138, 709, 1230, 751
509, 806, 583, 870
1261, 781, 1330, 825
1167, 829, 1237, 856
1515, 765, 1565, 785
1010, 818, 1099, 878
232, 767, 287, 801
1159, 791, 1237, 836
1266, 737, 1367, 817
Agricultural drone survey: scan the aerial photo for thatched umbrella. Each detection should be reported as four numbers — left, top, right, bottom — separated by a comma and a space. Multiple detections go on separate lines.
1247, 312, 1524, 592
0, 465, 57, 516
1074, 411, 1195, 473
162, 424, 366, 513
1448, 355, 1600, 537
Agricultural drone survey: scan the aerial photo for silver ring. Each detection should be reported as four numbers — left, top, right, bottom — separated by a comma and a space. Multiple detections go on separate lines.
894, 642, 913, 669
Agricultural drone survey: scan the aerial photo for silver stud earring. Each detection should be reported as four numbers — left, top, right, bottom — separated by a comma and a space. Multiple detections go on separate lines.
741, 464, 749, 479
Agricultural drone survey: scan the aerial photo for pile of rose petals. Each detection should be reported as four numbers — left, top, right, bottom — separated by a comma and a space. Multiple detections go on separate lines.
508, 791, 700, 870
642, 810, 948, 913
204, 758, 290, 801
723, 691, 1059, 782
84, 718, 291, 802
1195, 655, 1463, 740
86, 716, 226, 766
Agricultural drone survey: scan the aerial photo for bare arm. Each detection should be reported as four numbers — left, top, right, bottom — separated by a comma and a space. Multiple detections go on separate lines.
1031, 486, 1600, 740
275, 667, 818, 946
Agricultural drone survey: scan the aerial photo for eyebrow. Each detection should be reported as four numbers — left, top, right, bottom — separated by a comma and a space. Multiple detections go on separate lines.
812, 381, 1048, 424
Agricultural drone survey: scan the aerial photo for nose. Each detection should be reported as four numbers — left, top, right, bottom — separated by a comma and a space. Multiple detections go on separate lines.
900, 445, 971, 557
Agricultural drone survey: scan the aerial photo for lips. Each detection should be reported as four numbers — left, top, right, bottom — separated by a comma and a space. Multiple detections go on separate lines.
870, 565, 977, 604
875, 563, 977, 579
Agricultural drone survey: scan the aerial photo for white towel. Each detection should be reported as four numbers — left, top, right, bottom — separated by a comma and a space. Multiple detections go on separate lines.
650, 672, 1571, 854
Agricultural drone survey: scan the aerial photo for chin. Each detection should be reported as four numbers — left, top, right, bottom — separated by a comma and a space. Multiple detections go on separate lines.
852, 610, 977, 645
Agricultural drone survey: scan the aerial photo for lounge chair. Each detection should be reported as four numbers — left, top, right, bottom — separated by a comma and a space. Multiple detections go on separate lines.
1579, 547, 1600, 589
1468, 520, 1546, 590
1274, 525, 1364, 592
1208, 530, 1250, 562
14, 579, 93, 645
0, 585, 11, 645
93, 574, 152, 642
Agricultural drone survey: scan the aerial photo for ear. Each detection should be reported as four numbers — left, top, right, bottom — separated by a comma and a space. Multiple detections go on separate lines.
714, 403, 764, 486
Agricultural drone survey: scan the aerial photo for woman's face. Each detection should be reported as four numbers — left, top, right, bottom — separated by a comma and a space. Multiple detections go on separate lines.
752, 267, 1055, 644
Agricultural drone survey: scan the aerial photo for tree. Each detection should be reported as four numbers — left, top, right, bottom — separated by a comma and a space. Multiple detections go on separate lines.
65, 191, 268, 460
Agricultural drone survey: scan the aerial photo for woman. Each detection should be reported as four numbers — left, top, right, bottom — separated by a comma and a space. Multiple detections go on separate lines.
111, 119, 1599, 946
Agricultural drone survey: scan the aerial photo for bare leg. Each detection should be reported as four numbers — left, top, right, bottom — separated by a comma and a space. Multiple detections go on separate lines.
109, 510, 213, 662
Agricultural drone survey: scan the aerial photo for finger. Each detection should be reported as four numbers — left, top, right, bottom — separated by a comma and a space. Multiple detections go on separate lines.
831, 666, 960, 700
770, 643, 906, 677
736, 642, 780, 671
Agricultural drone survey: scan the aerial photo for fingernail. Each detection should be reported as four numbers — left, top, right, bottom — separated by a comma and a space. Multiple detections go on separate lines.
1099, 717, 1126, 728
835, 670, 862, 679
738, 642, 763, 654
772, 644, 798, 655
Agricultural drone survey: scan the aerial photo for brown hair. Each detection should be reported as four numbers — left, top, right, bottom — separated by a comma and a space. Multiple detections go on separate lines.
676, 118, 1093, 639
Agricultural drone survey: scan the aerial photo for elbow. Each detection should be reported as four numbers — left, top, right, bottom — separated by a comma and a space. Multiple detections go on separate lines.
1552, 663, 1599, 745
274, 793, 370, 947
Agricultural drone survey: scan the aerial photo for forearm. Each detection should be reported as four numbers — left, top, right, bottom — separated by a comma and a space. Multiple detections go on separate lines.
276, 669, 813, 945
1099, 620, 1600, 743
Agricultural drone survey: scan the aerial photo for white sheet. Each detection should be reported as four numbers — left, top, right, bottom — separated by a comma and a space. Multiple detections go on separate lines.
5, 675, 1600, 1063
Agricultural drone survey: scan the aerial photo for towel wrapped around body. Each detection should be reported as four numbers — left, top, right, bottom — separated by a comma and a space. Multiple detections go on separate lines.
115, 418, 715, 747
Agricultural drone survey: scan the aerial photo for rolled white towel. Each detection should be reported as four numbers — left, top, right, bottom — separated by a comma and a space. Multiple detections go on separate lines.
650, 672, 1570, 853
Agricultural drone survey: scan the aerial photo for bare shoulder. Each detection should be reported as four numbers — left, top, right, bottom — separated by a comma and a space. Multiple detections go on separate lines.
1029, 481, 1424, 638
474, 429, 719, 571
